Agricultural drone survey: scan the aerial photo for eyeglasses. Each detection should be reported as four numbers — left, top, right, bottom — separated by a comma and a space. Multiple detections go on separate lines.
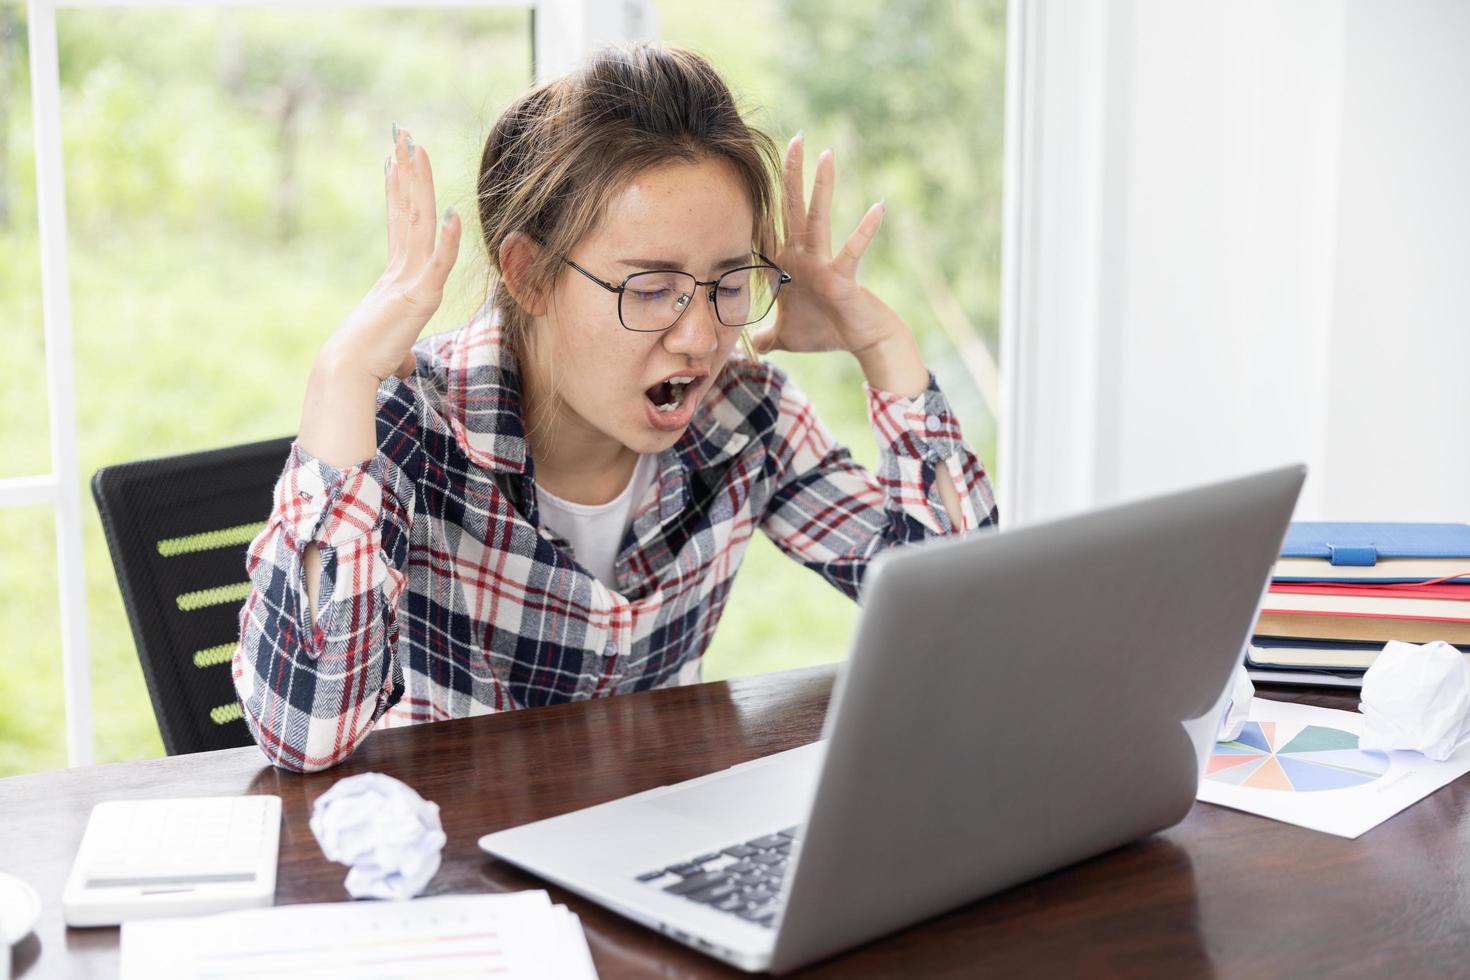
561, 253, 792, 333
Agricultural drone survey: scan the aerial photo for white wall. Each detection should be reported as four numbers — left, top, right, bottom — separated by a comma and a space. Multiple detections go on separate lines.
535, 0, 660, 82
1324, 1, 1470, 520
1003, 0, 1470, 526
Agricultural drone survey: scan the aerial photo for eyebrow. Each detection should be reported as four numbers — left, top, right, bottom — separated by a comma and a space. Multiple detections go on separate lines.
615, 254, 755, 272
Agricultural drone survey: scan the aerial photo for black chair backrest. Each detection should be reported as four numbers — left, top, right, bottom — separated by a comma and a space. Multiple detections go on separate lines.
91, 436, 295, 755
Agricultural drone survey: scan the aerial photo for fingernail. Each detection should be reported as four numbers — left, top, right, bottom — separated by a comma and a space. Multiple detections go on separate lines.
384, 155, 391, 175
878, 197, 887, 209
392, 121, 399, 146
441, 205, 455, 225
406, 136, 416, 159
795, 129, 804, 142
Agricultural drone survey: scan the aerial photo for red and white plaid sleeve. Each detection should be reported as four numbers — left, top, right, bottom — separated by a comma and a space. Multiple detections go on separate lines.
863, 374, 998, 535
758, 369, 998, 600
232, 426, 415, 772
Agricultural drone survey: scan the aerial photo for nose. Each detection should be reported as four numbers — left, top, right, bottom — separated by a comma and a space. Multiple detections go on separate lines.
662, 287, 719, 357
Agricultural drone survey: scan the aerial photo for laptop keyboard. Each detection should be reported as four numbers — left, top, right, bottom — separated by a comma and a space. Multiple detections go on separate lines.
634, 825, 802, 928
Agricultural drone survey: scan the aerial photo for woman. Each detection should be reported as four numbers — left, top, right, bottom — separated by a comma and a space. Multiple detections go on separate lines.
233, 44, 998, 772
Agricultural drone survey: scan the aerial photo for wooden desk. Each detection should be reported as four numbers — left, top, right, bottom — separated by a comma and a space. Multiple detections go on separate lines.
4, 665, 1469, 978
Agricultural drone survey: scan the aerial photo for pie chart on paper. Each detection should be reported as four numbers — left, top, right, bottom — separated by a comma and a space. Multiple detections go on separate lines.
1207, 721, 1390, 792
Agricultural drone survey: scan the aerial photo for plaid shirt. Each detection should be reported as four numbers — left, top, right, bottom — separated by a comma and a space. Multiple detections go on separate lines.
233, 305, 999, 771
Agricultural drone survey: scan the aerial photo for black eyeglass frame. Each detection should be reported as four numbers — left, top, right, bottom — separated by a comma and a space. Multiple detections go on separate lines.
561, 253, 793, 333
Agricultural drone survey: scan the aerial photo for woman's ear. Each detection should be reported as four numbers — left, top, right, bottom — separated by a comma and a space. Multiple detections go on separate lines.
498, 231, 547, 316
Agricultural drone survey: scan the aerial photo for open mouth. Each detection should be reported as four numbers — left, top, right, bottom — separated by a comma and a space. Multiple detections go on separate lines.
644, 375, 699, 414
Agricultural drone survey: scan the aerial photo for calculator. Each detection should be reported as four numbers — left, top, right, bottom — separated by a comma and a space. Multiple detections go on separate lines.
63, 795, 281, 927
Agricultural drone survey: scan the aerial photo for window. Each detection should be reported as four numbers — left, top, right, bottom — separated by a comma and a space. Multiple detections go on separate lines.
1, 3, 533, 775
0, 0, 1008, 774
657, 0, 1007, 682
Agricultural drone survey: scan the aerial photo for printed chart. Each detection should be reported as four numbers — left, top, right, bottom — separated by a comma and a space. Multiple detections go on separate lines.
1208, 721, 1389, 792
1197, 698, 1470, 838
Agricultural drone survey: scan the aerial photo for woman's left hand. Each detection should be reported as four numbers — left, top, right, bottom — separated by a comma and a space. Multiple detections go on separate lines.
751, 134, 907, 358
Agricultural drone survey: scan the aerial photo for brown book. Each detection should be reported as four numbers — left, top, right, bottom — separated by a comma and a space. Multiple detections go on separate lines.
1255, 612, 1470, 645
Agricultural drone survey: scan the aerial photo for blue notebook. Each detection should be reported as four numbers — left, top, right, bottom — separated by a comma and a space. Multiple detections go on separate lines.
1275, 522, 1470, 582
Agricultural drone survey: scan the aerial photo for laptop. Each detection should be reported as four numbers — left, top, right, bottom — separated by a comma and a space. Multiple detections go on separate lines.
479, 464, 1305, 973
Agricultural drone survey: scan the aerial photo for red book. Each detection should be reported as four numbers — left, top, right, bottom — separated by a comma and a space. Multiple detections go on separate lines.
1258, 582, 1470, 644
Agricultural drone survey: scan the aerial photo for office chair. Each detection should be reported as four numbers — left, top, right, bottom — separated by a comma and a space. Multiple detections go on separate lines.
91, 436, 295, 755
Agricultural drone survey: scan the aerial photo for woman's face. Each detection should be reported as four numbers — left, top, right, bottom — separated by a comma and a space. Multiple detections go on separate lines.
530, 157, 757, 458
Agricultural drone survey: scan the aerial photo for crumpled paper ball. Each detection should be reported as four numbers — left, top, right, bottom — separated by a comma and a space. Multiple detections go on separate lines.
1359, 640, 1470, 762
1216, 661, 1254, 742
309, 772, 447, 900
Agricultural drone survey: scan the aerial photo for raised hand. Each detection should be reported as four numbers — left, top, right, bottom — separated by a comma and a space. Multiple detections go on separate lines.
750, 133, 904, 359
299, 125, 461, 470
317, 124, 462, 385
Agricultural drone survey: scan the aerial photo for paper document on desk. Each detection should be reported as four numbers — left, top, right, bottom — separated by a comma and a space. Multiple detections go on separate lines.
120, 890, 598, 979
1196, 698, 1470, 838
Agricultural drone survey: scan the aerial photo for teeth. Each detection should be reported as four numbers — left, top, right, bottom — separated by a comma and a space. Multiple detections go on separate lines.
649, 376, 698, 416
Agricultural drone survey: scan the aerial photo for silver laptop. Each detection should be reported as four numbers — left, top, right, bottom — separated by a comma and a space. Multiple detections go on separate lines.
479, 465, 1305, 973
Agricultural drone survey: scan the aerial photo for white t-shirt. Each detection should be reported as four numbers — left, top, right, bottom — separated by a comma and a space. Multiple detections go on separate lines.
534, 452, 658, 591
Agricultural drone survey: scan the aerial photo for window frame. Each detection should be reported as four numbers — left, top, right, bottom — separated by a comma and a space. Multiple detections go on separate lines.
7, 0, 656, 767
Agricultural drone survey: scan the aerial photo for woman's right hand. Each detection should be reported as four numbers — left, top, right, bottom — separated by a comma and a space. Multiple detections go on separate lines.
317, 125, 463, 385
298, 125, 461, 471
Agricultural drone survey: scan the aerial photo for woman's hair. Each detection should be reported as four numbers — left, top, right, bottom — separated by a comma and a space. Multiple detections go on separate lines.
476, 43, 782, 358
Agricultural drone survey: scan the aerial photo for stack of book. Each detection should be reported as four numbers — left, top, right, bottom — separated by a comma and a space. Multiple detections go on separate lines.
1247, 522, 1470, 686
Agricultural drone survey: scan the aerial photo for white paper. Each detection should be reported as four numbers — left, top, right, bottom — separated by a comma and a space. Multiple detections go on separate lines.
1215, 661, 1254, 742
120, 891, 599, 979
1197, 697, 1470, 838
309, 772, 446, 900
1358, 640, 1470, 761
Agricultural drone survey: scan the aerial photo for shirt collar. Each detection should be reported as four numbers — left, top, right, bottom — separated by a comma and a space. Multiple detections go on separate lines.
445, 305, 751, 486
